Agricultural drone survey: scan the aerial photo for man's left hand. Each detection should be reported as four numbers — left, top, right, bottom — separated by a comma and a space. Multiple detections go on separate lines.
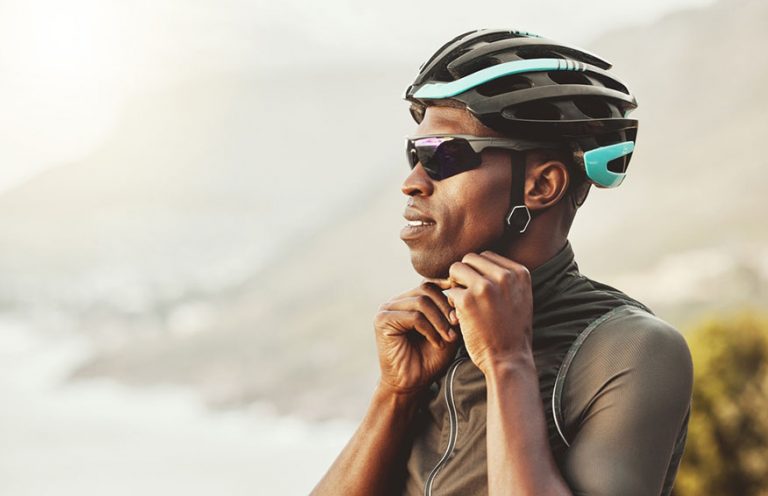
428, 251, 534, 375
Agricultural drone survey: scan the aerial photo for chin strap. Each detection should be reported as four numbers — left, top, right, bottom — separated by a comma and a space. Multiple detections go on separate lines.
505, 150, 532, 234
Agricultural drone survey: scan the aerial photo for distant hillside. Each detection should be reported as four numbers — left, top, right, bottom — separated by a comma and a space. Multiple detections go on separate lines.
570, 0, 768, 274
42, 0, 768, 420
0, 65, 412, 305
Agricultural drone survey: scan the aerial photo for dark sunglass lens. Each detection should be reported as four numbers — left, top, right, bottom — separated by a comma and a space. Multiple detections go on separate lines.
431, 139, 481, 179
406, 137, 481, 180
406, 143, 419, 169
406, 138, 438, 178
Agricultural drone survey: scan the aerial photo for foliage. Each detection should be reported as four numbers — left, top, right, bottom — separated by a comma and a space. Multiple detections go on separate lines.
673, 309, 768, 496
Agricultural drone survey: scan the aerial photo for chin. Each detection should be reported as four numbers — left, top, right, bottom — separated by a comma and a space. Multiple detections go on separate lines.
409, 250, 454, 279
407, 233, 503, 278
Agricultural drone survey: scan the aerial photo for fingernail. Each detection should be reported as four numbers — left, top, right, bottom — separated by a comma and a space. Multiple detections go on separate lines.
449, 310, 457, 324
448, 329, 457, 340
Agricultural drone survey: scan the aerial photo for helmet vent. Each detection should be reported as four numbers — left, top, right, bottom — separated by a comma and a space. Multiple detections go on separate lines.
458, 57, 501, 78
506, 101, 562, 121
548, 71, 592, 86
431, 65, 455, 82
475, 74, 532, 97
515, 47, 565, 60
482, 32, 522, 44
573, 97, 612, 119
591, 74, 630, 94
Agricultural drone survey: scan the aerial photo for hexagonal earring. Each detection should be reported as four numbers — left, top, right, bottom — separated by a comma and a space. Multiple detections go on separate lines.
506, 205, 531, 234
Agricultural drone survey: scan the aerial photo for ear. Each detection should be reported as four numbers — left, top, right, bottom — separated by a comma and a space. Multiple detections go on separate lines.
524, 158, 570, 211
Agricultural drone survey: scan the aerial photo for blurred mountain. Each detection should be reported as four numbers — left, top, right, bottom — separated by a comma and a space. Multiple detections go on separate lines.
0, 65, 412, 308
5, 0, 766, 421
570, 0, 768, 274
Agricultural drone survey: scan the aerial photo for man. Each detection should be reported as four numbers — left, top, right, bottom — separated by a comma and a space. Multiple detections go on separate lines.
311, 29, 693, 496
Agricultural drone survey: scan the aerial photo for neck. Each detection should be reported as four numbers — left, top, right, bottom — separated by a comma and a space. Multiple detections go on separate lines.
491, 214, 569, 272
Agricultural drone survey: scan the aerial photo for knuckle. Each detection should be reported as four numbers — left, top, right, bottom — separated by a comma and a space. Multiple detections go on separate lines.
415, 294, 430, 307
414, 312, 429, 326
373, 311, 387, 326
476, 279, 493, 295
514, 265, 531, 281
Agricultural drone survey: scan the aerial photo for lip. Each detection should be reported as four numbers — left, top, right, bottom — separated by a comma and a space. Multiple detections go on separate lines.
403, 207, 436, 223
400, 222, 436, 241
401, 207, 437, 242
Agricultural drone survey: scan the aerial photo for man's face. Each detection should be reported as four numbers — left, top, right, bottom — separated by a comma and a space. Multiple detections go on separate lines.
400, 105, 514, 278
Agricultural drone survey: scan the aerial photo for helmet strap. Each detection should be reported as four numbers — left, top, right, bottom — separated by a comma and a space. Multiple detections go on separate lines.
504, 151, 532, 235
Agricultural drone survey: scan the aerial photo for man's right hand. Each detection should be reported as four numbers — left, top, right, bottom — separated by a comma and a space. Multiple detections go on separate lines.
374, 281, 461, 394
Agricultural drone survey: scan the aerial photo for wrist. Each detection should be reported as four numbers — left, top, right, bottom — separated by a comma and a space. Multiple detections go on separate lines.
375, 379, 430, 404
481, 351, 537, 381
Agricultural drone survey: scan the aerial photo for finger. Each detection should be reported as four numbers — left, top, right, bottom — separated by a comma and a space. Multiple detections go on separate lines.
440, 291, 460, 326
461, 252, 511, 285
378, 309, 443, 348
479, 250, 527, 272
422, 277, 452, 290
443, 287, 467, 317
444, 287, 468, 325
390, 283, 457, 331
400, 280, 449, 300
397, 294, 454, 341
421, 279, 451, 324
417, 284, 459, 333
401, 310, 444, 349
480, 252, 531, 287
461, 252, 503, 275
448, 261, 485, 289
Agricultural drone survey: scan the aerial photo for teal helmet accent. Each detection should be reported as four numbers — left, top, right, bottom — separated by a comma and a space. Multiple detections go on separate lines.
404, 29, 639, 189
584, 141, 635, 188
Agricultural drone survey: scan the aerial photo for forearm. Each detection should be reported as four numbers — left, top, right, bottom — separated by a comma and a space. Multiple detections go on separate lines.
310, 381, 426, 496
485, 354, 572, 496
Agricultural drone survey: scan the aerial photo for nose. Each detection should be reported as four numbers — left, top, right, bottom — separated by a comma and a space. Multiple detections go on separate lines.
401, 162, 435, 197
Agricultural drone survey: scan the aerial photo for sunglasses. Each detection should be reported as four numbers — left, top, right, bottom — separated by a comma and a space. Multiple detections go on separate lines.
406, 134, 558, 180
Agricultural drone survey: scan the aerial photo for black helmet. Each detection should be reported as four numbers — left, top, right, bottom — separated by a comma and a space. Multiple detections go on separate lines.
404, 29, 638, 189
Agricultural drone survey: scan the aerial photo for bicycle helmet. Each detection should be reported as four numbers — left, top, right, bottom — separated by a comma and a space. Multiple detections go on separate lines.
404, 28, 638, 189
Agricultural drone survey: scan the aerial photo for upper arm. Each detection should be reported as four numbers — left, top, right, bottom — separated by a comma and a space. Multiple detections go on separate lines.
558, 307, 693, 496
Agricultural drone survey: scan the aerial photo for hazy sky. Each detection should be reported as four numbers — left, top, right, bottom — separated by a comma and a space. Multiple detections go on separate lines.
0, 0, 716, 193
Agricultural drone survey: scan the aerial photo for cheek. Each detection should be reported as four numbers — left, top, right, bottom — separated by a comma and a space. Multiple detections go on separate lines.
468, 181, 509, 229
445, 172, 510, 243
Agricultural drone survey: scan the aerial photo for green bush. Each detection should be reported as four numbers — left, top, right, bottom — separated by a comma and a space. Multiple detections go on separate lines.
673, 310, 768, 496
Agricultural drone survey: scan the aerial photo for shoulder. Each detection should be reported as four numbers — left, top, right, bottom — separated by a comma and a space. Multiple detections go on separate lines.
558, 305, 693, 435
562, 267, 688, 363
583, 305, 691, 364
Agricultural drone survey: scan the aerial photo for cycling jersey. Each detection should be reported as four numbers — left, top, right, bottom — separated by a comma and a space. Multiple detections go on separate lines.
401, 240, 693, 496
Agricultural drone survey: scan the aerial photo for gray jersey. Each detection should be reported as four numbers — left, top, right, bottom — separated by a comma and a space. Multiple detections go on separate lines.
402, 241, 693, 496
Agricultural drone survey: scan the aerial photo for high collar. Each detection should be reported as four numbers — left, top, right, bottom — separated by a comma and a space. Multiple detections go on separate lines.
454, 240, 579, 360
530, 239, 579, 304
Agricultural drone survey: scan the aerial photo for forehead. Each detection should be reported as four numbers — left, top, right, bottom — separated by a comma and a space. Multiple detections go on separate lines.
414, 105, 502, 138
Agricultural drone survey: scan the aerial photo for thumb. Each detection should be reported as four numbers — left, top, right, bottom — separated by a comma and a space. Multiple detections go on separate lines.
443, 286, 466, 316
423, 277, 452, 290
442, 288, 461, 326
